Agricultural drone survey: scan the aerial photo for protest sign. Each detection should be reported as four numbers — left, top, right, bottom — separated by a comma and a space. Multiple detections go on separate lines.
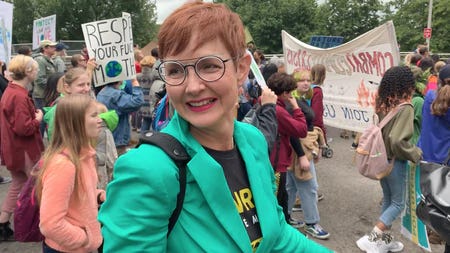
82, 13, 135, 86
247, 50, 266, 88
401, 163, 431, 251
282, 21, 400, 132
0, 1, 13, 64
32, 15, 56, 49
309, 36, 343, 49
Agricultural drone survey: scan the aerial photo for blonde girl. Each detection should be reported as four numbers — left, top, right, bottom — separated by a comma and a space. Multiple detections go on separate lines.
36, 94, 104, 253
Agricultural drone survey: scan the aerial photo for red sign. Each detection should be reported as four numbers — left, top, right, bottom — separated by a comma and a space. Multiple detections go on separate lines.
423, 28, 432, 39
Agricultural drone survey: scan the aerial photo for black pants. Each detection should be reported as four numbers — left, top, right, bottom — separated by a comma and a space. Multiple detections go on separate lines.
42, 242, 63, 253
276, 172, 290, 222
445, 242, 450, 253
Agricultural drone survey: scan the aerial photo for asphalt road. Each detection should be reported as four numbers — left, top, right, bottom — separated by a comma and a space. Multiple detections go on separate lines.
0, 127, 445, 252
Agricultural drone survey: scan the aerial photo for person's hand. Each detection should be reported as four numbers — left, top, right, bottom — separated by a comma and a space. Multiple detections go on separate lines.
260, 87, 277, 105
286, 93, 299, 109
86, 58, 97, 72
298, 155, 310, 171
35, 109, 43, 122
97, 191, 106, 204
131, 78, 140, 87
3, 70, 12, 82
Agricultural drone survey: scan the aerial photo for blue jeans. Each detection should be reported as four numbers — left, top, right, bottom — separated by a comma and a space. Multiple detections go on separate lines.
286, 161, 320, 224
379, 159, 407, 227
42, 242, 63, 253
140, 116, 152, 134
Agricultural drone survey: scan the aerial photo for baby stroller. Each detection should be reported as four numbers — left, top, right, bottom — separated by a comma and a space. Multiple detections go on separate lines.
321, 144, 334, 158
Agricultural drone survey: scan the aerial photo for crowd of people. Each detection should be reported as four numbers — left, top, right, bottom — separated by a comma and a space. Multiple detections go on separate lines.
0, 1, 448, 253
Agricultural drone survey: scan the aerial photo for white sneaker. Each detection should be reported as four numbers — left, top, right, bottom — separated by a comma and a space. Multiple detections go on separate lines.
379, 233, 404, 252
356, 232, 380, 253
288, 217, 305, 228
356, 232, 404, 253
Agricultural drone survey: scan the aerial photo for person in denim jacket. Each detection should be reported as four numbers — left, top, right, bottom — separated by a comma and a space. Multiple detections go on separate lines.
96, 79, 143, 155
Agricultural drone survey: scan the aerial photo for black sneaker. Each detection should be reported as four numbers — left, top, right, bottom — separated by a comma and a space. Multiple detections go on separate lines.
0, 222, 15, 241
0, 177, 12, 184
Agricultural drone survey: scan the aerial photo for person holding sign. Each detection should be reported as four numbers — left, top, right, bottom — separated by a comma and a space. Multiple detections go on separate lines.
98, 2, 331, 252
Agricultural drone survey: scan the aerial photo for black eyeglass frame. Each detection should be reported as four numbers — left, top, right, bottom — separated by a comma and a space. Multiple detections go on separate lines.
157, 55, 234, 86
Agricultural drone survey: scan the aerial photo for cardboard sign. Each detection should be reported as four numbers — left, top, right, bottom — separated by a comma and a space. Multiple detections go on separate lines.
82, 13, 135, 86
32, 15, 56, 50
0, 1, 13, 64
282, 21, 400, 132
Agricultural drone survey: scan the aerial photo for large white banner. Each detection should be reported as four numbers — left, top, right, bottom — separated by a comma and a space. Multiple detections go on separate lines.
282, 21, 400, 132
32, 15, 56, 49
82, 13, 135, 86
0, 1, 13, 64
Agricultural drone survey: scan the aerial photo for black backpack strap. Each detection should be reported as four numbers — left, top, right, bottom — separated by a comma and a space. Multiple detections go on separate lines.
137, 131, 190, 237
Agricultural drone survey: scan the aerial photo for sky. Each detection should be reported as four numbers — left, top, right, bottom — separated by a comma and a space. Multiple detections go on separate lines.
155, 0, 213, 24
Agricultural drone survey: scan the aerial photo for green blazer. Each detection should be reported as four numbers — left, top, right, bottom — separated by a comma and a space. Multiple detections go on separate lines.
99, 113, 331, 253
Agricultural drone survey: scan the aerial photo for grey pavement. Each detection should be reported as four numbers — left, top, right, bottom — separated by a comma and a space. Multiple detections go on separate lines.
0, 127, 445, 252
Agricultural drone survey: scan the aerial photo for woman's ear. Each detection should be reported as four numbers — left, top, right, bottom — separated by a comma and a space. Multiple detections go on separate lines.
63, 83, 71, 94
236, 53, 251, 85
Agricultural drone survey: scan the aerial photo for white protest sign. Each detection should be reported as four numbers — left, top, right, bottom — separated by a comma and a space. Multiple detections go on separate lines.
82, 14, 135, 86
0, 1, 13, 64
32, 15, 56, 49
282, 21, 400, 132
247, 49, 266, 88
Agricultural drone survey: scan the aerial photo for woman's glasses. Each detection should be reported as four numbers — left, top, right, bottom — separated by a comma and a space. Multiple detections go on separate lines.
158, 55, 232, 86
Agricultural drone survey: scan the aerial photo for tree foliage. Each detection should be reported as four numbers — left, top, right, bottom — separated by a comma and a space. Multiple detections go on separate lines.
382, 0, 450, 52
8, 0, 157, 47
316, 0, 382, 42
215, 0, 448, 54
216, 0, 317, 54
6, 0, 450, 53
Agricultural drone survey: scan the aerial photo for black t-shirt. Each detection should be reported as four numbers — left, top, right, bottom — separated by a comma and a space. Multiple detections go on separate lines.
204, 146, 262, 251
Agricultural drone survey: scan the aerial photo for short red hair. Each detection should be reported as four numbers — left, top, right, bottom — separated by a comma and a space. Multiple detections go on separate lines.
158, 2, 246, 60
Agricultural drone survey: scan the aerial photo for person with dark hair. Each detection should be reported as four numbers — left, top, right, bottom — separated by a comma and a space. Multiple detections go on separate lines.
0, 61, 8, 98
247, 41, 255, 53
0, 61, 12, 185
150, 47, 159, 60
410, 53, 423, 67
17, 46, 32, 56
43, 72, 64, 107
357, 66, 422, 253
431, 54, 440, 63
418, 45, 429, 58
419, 57, 439, 96
262, 63, 278, 82
418, 57, 434, 73
253, 49, 266, 68
266, 72, 308, 229
99, 2, 330, 252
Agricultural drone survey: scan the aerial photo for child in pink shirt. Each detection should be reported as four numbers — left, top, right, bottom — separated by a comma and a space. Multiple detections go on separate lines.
36, 94, 105, 252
